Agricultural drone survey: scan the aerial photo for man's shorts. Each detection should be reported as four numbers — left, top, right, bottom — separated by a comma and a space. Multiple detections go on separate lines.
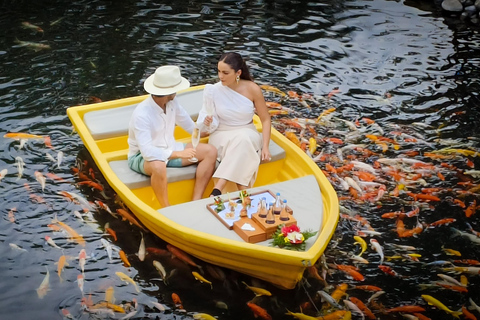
128, 146, 186, 175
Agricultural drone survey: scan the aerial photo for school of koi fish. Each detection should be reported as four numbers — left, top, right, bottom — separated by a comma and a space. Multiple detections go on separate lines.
2, 84, 480, 320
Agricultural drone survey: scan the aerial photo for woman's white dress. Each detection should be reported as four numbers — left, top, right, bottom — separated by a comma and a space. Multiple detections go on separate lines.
197, 82, 262, 187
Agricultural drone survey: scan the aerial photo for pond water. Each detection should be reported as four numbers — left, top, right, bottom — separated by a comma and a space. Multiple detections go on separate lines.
1, 0, 479, 319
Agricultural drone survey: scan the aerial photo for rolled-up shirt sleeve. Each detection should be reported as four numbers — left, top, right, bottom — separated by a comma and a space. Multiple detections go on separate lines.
132, 112, 172, 162
174, 101, 196, 134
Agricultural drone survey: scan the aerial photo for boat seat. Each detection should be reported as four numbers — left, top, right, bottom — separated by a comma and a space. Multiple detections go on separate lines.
84, 90, 204, 140
109, 140, 286, 189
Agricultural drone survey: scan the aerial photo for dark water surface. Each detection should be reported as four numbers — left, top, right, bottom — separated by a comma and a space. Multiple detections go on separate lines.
1, 0, 479, 319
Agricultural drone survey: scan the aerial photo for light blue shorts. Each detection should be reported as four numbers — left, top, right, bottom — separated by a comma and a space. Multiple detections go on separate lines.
128, 149, 185, 176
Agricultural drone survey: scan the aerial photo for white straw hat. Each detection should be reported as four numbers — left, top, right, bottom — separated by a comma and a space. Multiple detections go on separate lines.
143, 65, 190, 95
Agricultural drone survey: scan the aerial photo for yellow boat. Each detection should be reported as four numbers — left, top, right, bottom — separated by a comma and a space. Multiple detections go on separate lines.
67, 85, 339, 289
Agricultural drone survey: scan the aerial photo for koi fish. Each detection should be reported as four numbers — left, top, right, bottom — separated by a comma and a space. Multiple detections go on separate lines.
77, 274, 84, 295
14, 38, 51, 51
116, 208, 146, 231
259, 84, 287, 97
349, 296, 375, 319
343, 299, 364, 319
45, 236, 62, 249
192, 271, 213, 289
105, 286, 115, 304
36, 267, 50, 299
193, 313, 218, 320
104, 223, 117, 241
247, 302, 272, 320
386, 305, 426, 313
21, 21, 44, 33
52, 214, 86, 247
370, 239, 384, 264
378, 265, 401, 277
115, 271, 140, 293
318, 310, 352, 320
465, 200, 477, 218
15, 156, 25, 180
7, 207, 16, 223
100, 238, 113, 262
153, 260, 167, 282
3, 132, 44, 140
119, 250, 131, 268
57, 151, 64, 168
336, 265, 365, 281
242, 281, 272, 296
137, 232, 145, 261
421, 295, 462, 318
95, 200, 117, 218
34, 171, 46, 192
317, 290, 343, 309
285, 309, 318, 320
0, 168, 7, 181
330, 283, 348, 302
56, 255, 69, 282
9, 243, 27, 252
171, 293, 183, 309
167, 244, 202, 269
78, 249, 87, 274
353, 236, 367, 256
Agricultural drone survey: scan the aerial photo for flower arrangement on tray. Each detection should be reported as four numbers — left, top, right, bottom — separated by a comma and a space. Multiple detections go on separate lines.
271, 224, 317, 251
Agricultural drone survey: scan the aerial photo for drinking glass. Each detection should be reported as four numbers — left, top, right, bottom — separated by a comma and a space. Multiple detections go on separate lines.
189, 125, 200, 163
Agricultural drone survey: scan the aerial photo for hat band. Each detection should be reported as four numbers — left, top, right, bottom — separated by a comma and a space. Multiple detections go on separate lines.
154, 78, 182, 89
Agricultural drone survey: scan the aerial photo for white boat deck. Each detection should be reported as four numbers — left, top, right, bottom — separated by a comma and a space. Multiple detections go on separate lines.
159, 175, 324, 249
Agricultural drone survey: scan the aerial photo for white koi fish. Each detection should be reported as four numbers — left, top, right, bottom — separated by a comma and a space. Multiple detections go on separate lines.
79, 249, 87, 274
34, 171, 46, 192
45, 236, 62, 249
9, 243, 27, 252
370, 239, 384, 264
57, 151, 64, 168
153, 260, 167, 282
343, 299, 365, 320
15, 156, 25, 180
36, 267, 50, 299
138, 232, 145, 262
77, 274, 84, 295
100, 238, 113, 262
45, 152, 56, 163
350, 160, 376, 174
0, 168, 7, 181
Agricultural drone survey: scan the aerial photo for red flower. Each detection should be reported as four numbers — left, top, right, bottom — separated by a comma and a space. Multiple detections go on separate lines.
281, 224, 300, 237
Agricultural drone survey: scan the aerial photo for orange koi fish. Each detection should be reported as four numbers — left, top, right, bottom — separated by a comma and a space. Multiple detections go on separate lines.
167, 244, 202, 269
318, 310, 352, 320
336, 265, 364, 281
4, 132, 44, 140
52, 214, 86, 247
78, 180, 104, 191
171, 293, 183, 309
350, 285, 383, 292
119, 250, 131, 267
436, 282, 468, 293
44, 136, 53, 149
327, 88, 341, 99
57, 255, 69, 282
406, 192, 441, 202
386, 305, 426, 313
428, 218, 456, 228
378, 265, 401, 277
465, 200, 477, 218
285, 131, 301, 147
462, 306, 477, 320
104, 223, 117, 241
116, 208, 146, 231
247, 302, 272, 320
349, 297, 375, 319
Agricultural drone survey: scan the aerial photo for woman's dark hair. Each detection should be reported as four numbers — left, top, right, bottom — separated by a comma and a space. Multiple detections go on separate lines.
219, 52, 253, 81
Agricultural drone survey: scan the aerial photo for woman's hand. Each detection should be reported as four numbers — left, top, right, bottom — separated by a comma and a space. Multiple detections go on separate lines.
261, 148, 271, 162
203, 115, 213, 127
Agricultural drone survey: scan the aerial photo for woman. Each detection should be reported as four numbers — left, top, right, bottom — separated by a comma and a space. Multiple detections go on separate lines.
197, 52, 271, 196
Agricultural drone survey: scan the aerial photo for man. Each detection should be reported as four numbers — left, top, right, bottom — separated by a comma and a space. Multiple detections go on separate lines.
127, 65, 217, 207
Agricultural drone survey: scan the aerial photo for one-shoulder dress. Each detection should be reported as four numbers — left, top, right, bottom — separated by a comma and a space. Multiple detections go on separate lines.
196, 82, 262, 187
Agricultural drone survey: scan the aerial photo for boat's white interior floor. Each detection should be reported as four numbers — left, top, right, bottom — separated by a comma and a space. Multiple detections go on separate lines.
159, 175, 324, 249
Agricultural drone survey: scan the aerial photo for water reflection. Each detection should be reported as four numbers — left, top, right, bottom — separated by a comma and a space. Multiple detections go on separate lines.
0, 0, 479, 319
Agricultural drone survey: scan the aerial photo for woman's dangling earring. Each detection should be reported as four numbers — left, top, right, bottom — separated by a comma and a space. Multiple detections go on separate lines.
236, 75, 240, 84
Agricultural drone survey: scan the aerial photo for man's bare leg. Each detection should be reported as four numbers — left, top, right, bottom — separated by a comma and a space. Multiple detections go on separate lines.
144, 160, 170, 207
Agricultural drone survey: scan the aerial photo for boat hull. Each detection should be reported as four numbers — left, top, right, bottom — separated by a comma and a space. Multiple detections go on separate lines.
67, 85, 339, 289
